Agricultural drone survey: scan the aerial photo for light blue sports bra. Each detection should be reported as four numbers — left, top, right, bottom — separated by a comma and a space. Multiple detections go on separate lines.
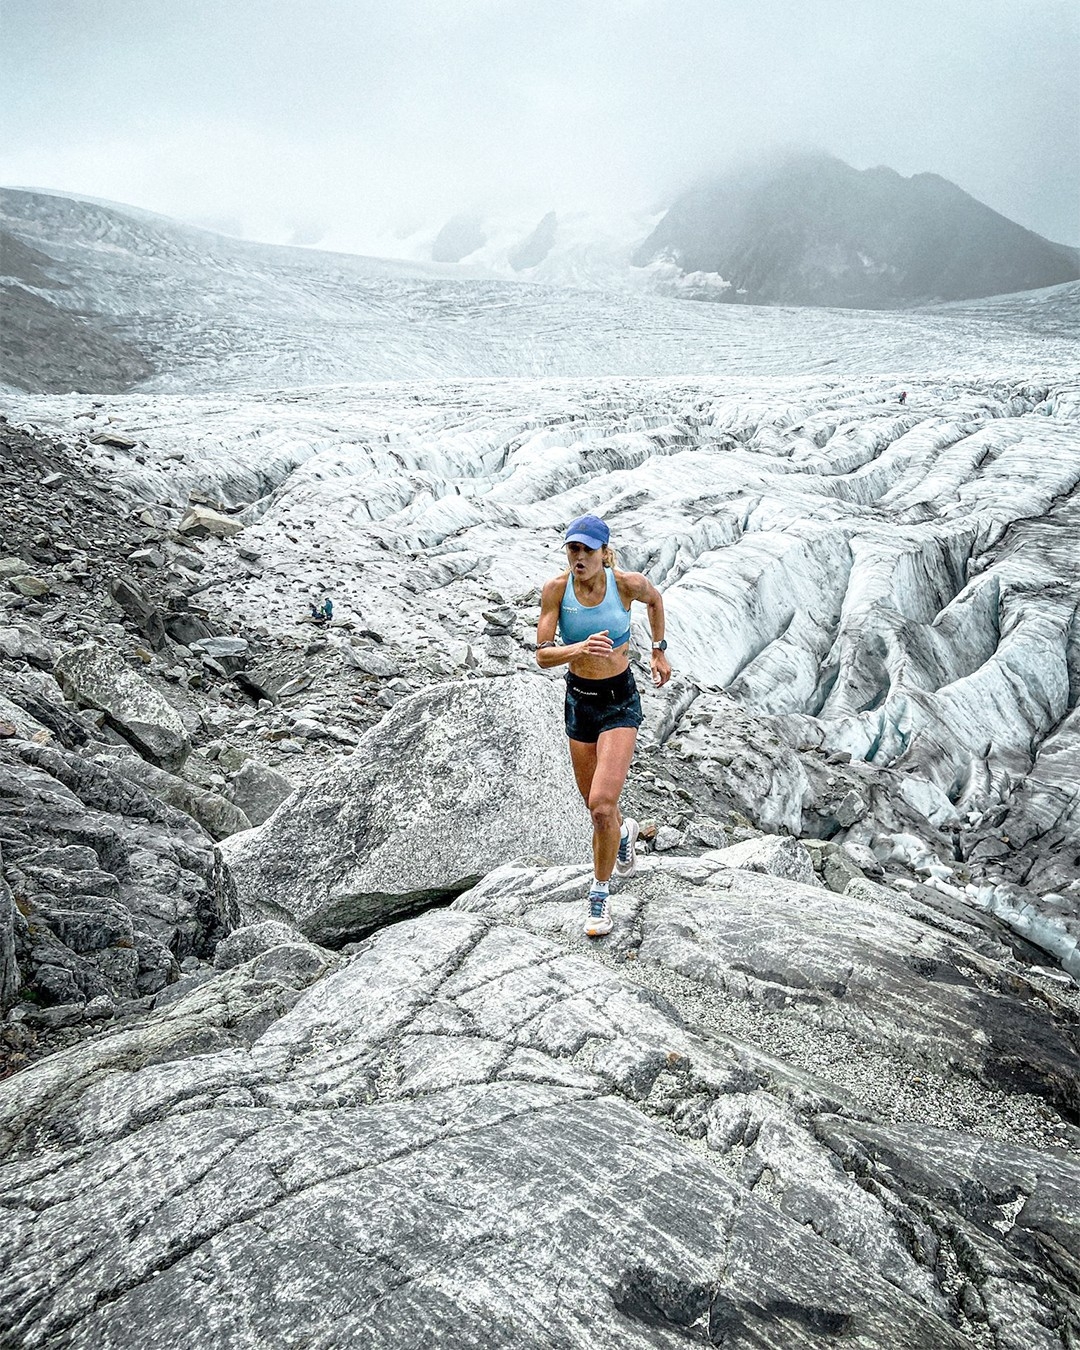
558, 567, 631, 648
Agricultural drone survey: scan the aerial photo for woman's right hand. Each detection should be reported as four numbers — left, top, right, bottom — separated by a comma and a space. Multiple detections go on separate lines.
579, 630, 614, 658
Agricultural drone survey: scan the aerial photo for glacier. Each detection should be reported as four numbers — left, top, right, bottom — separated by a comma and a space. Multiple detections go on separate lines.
2, 185, 1079, 971
2, 188, 1080, 1350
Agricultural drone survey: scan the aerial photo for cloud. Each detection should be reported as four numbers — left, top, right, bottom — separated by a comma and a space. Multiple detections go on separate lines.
1, 0, 1077, 244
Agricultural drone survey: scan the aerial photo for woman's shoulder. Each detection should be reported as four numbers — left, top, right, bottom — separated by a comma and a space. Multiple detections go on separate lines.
613, 567, 648, 602
541, 572, 571, 603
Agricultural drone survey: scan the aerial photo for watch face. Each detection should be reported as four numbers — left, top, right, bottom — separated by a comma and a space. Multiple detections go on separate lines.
654, 639, 668, 652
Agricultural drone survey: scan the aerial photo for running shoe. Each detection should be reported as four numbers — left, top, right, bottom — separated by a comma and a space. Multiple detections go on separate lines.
584, 889, 613, 938
614, 817, 639, 878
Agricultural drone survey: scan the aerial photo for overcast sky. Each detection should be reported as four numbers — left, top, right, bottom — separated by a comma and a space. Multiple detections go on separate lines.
2, 0, 1078, 250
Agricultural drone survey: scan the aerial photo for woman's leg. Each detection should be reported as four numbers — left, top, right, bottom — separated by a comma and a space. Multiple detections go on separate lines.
567, 738, 598, 807
587, 726, 637, 882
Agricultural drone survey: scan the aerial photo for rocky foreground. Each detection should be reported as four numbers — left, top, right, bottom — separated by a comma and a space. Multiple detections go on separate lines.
1, 384, 1079, 1347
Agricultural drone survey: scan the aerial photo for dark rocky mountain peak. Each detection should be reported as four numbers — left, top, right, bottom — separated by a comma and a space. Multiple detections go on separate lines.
634, 151, 1080, 308
509, 210, 558, 271
431, 212, 487, 263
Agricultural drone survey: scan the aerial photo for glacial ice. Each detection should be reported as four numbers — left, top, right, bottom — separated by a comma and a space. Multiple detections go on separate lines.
2, 186, 1078, 974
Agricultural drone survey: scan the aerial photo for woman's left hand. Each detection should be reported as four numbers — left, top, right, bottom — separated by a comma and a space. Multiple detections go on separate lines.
651, 651, 672, 688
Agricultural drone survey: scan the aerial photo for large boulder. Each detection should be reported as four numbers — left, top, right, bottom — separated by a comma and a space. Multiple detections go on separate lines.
221, 675, 591, 944
0, 862, 1076, 1350
710, 834, 820, 887
53, 643, 190, 771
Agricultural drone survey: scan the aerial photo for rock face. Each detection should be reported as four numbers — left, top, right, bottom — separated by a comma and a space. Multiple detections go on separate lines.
92, 751, 252, 841
1, 857, 1076, 1349
223, 675, 592, 943
431, 212, 487, 263
634, 151, 1080, 306
0, 855, 17, 1010
509, 210, 558, 271
54, 643, 190, 771
225, 758, 294, 827
0, 739, 236, 1021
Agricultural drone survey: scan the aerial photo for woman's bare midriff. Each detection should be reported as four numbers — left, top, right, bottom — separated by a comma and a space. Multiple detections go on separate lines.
568, 649, 631, 680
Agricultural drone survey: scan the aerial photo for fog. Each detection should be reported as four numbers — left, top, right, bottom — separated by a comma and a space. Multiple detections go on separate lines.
2, 0, 1078, 249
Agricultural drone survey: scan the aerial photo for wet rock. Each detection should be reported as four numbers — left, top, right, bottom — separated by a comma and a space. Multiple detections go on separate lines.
53, 643, 190, 770
222, 675, 591, 944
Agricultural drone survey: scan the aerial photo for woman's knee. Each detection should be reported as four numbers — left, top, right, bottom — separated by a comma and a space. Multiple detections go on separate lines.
589, 795, 619, 830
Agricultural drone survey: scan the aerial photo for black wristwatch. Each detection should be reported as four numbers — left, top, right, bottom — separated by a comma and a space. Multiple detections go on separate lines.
652, 639, 668, 652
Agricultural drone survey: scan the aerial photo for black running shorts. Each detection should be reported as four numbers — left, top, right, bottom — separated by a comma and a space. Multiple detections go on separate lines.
564, 668, 643, 743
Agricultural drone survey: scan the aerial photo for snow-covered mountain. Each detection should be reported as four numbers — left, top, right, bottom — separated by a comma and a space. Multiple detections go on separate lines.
634, 152, 1080, 307
2, 186, 1078, 395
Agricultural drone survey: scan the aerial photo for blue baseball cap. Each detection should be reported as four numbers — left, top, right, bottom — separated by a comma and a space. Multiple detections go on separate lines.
564, 514, 610, 549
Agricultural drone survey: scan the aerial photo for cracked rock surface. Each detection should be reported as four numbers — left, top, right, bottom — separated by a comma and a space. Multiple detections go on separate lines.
2, 857, 1077, 1350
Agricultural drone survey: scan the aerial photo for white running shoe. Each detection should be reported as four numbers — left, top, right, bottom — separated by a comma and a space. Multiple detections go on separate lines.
584, 889, 613, 938
614, 818, 639, 878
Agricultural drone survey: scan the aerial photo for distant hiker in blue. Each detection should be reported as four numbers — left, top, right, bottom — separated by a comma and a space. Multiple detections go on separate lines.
309, 598, 333, 625
535, 515, 671, 938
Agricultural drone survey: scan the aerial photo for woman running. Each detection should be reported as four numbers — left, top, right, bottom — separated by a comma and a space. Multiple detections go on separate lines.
535, 514, 671, 936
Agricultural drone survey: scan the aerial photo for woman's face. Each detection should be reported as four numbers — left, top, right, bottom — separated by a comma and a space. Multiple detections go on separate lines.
565, 541, 603, 577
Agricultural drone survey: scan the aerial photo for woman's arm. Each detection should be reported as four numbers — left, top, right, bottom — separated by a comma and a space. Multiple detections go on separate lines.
618, 571, 672, 687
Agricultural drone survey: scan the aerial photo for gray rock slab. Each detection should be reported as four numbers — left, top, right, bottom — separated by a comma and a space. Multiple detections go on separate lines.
455, 856, 1080, 1118
93, 752, 252, 841
341, 644, 400, 677
0, 907, 1073, 1350
221, 675, 591, 943
709, 834, 820, 887
53, 643, 190, 771
189, 636, 249, 659
213, 920, 307, 970
226, 757, 294, 826
178, 505, 243, 538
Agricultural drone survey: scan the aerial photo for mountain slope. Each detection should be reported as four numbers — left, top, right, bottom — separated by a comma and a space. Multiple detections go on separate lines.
633, 153, 1080, 308
1, 185, 1077, 395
